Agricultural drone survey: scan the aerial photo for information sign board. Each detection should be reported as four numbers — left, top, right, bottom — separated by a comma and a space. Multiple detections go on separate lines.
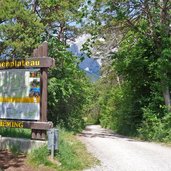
0, 69, 40, 120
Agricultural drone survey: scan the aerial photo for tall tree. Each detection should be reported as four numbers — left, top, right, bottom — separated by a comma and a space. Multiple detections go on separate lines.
32, 0, 84, 43
0, 0, 84, 57
48, 38, 91, 131
84, 0, 171, 109
0, 0, 43, 58
0, 0, 91, 132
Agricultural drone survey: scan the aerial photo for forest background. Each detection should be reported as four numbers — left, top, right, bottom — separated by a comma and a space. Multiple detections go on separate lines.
0, 0, 171, 142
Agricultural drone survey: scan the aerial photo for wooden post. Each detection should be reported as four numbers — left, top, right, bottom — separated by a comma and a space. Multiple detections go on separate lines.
40, 68, 48, 122
31, 42, 49, 140
40, 42, 48, 122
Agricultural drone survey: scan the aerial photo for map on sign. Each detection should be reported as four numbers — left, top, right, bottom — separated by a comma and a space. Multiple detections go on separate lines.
0, 69, 40, 120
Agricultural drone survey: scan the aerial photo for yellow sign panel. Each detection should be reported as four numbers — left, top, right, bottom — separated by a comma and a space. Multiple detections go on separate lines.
0, 120, 23, 128
0, 69, 40, 120
0, 97, 40, 103
0, 60, 40, 69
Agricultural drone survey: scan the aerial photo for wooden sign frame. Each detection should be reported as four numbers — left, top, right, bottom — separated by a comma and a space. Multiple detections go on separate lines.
32, 42, 52, 140
0, 57, 55, 70
0, 42, 54, 140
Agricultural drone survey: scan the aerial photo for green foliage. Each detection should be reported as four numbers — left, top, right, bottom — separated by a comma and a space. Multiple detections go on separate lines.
38, 0, 83, 23
82, 83, 101, 125
0, 0, 92, 133
138, 108, 171, 142
0, 0, 84, 57
109, 25, 171, 138
84, 24, 170, 138
1, 0, 170, 144
0, 128, 31, 139
47, 37, 92, 132
0, 0, 43, 57
100, 31, 170, 139
161, 112, 171, 142
36, 0, 84, 42
85, 79, 140, 135
28, 145, 55, 168
28, 128, 98, 171
138, 108, 163, 141
101, 83, 138, 135
56, 128, 98, 171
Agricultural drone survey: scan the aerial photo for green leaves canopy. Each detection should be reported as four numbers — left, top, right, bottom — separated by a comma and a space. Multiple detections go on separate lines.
0, 0, 43, 58
0, 0, 91, 132
47, 38, 91, 131
82, 0, 171, 138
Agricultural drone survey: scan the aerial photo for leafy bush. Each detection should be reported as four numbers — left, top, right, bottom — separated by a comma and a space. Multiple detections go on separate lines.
162, 112, 171, 142
138, 108, 163, 141
138, 107, 171, 142
47, 38, 92, 132
83, 75, 139, 134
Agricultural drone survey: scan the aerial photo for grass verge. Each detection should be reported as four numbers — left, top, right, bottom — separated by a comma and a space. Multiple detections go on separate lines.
28, 128, 98, 171
0, 127, 31, 139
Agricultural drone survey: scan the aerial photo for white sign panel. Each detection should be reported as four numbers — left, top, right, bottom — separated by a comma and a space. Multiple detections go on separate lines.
0, 69, 40, 120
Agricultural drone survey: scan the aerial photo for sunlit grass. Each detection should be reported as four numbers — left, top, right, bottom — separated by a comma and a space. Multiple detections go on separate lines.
0, 127, 31, 139
28, 128, 98, 171
0, 127, 98, 170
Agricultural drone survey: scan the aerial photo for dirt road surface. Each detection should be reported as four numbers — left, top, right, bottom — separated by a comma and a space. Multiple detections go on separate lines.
0, 150, 54, 171
79, 125, 171, 171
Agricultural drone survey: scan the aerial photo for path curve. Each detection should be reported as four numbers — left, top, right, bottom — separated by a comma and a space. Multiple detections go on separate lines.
79, 125, 171, 171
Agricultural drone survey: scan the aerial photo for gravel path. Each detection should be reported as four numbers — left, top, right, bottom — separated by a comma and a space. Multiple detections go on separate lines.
79, 125, 171, 171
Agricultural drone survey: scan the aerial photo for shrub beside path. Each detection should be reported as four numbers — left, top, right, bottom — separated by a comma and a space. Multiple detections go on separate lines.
79, 125, 171, 171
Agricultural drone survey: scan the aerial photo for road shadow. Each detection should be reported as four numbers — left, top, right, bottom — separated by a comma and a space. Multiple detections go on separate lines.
0, 150, 26, 170
78, 125, 127, 139
78, 125, 144, 143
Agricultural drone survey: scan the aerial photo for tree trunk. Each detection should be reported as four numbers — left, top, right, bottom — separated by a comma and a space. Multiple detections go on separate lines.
160, 0, 171, 110
162, 85, 171, 110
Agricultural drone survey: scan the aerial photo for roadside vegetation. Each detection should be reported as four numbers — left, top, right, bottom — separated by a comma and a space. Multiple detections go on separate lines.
28, 129, 98, 171
81, 0, 171, 143
0, 128, 98, 171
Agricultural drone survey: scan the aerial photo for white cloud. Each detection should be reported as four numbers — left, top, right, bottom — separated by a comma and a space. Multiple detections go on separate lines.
67, 34, 91, 51
96, 58, 102, 66
85, 67, 90, 72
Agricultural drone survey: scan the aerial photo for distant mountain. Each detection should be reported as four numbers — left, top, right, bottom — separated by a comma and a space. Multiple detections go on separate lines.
78, 56, 100, 81
68, 35, 101, 81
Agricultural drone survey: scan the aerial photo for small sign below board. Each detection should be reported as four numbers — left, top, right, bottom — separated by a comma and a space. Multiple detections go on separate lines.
47, 129, 58, 150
